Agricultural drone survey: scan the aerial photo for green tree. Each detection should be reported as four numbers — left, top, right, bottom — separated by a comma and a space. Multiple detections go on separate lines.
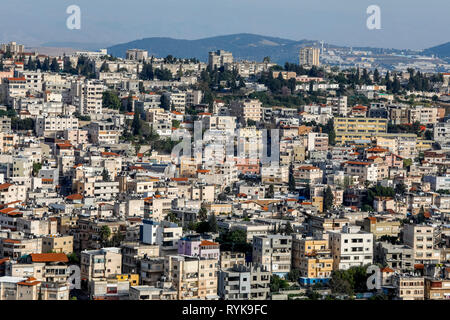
132, 111, 141, 136
50, 58, 60, 72
415, 206, 426, 224
403, 158, 413, 169
102, 90, 121, 110
287, 269, 301, 282
172, 120, 180, 128
270, 275, 289, 292
373, 68, 380, 83
285, 221, 294, 235
32, 162, 42, 177
42, 57, 50, 71
100, 61, 109, 72
67, 252, 80, 264
267, 184, 274, 198
26, 57, 36, 71
99, 225, 111, 244
323, 186, 334, 212
288, 165, 296, 192
395, 183, 407, 195
198, 205, 208, 222
101, 168, 111, 182
207, 214, 218, 233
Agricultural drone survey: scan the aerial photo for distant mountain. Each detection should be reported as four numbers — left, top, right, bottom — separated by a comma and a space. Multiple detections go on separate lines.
423, 42, 450, 60
107, 33, 326, 64
41, 41, 112, 51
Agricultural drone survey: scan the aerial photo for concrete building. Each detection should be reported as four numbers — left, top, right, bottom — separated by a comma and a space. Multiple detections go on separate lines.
164, 255, 219, 300
252, 235, 292, 276
208, 50, 233, 70
403, 224, 440, 264
35, 116, 78, 137
218, 263, 270, 300
140, 220, 182, 252
374, 242, 414, 271
395, 274, 424, 300
126, 49, 149, 61
292, 236, 333, 285
328, 225, 373, 270
299, 47, 320, 66
71, 79, 104, 115
80, 247, 122, 282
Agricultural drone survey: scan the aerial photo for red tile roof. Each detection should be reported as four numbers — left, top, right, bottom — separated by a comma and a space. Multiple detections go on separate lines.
66, 193, 83, 200
0, 183, 13, 191
30, 253, 69, 263
200, 240, 219, 246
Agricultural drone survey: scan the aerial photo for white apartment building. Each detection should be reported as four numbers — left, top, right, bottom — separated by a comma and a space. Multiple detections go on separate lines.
328, 225, 374, 270
208, 50, 233, 70
299, 47, 320, 66
252, 235, 292, 275
126, 49, 149, 61
71, 79, 104, 115
140, 219, 183, 251
327, 96, 348, 116
402, 224, 440, 264
80, 247, 122, 282
231, 99, 262, 123
35, 116, 78, 136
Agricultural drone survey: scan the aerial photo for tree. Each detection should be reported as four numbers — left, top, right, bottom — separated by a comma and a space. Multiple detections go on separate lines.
172, 120, 180, 128
102, 91, 121, 110
126, 94, 134, 113
287, 269, 301, 282
323, 186, 334, 212
99, 226, 111, 244
67, 252, 80, 264
50, 58, 60, 72
100, 61, 109, 72
285, 221, 294, 235
270, 275, 289, 292
207, 214, 218, 233
140, 62, 154, 80
132, 111, 141, 136
288, 165, 296, 192
392, 75, 401, 93
42, 57, 50, 71
329, 266, 368, 296
267, 185, 274, 198
403, 158, 413, 169
26, 57, 36, 71
373, 68, 380, 83
154, 68, 172, 81
32, 162, 42, 177
415, 206, 426, 224
101, 168, 111, 182
395, 183, 407, 195
198, 205, 208, 222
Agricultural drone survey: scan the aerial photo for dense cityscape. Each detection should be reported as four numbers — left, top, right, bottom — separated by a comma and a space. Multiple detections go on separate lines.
0, 39, 449, 302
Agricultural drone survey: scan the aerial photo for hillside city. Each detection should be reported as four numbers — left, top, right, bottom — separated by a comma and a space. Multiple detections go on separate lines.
0, 41, 449, 301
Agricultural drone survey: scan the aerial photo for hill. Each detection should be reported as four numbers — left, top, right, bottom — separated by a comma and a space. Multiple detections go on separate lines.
106, 33, 323, 64
423, 42, 450, 60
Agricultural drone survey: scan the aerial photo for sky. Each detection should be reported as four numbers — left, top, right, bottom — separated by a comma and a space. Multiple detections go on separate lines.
0, 0, 448, 50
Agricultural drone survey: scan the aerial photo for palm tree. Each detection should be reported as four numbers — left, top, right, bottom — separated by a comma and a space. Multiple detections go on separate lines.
99, 226, 111, 245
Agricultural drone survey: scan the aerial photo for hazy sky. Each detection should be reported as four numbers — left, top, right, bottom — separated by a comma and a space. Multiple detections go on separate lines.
0, 0, 448, 49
